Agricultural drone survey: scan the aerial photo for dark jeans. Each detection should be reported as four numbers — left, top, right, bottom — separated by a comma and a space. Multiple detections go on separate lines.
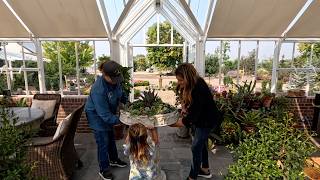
189, 127, 211, 179
93, 130, 119, 173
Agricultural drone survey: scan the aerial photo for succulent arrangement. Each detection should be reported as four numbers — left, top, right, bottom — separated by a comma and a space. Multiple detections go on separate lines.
127, 89, 175, 116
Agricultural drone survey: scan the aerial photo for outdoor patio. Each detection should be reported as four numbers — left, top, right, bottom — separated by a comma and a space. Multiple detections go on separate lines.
73, 127, 233, 180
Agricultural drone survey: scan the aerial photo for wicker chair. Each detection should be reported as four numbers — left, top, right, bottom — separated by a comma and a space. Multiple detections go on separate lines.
32, 94, 61, 136
26, 104, 84, 180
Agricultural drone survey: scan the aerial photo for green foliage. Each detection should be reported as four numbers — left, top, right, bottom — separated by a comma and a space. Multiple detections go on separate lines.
261, 80, 271, 94
236, 110, 262, 126
226, 114, 315, 179
42, 41, 93, 90
5, 61, 39, 92
220, 121, 241, 144
205, 54, 219, 76
223, 76, 233, 87
0, 74, 7, 92
119, 66, 133, 96
206, 42, 232, 76
141, 89, 159, 107
298, 43, 320, 67
134, 89, 141, 99
127, 89, 175, 116
0, 98, 35, 179
134, 80, 150, 87
223, 60, 237, 74
133, 55, 149, 71
16, 98, 27, 107
146, 21, 183, 71
240, 49, 256, 75
256, 68, 270, 80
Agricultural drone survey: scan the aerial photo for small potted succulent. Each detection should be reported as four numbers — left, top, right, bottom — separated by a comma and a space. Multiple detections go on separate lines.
120, 89, 178, 127
237, 110, 262, 133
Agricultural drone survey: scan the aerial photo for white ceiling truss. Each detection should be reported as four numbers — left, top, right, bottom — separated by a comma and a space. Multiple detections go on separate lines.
0, 0, 320, 40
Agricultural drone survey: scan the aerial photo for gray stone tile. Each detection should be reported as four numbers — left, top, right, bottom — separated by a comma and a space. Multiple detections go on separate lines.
73, 127, 233, 180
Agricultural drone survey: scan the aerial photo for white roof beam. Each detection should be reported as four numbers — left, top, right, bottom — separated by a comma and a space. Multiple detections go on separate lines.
120, 7, 157, 43
112, 0, 135, 35
178, 0, 204, 35
115, 0, 154, 37
96, 0, 113, 41
3, 0, 34, 38
281, 0, 314, 38
37, 38, 108, 41
160, 9, 196, 44
163, 1, 198, 35
204, 0, 217, 40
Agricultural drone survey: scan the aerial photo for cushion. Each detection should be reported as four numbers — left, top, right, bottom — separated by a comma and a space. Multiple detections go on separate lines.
52, 113, 73, 141
31, 99, 56, 120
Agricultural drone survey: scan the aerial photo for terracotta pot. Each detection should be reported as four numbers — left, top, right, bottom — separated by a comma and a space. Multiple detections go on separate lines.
262, 96, 273, 108
287, 89, 306, 97
243, 125, 256, 134
251, 101, 261, 109
113, 123, 125, 140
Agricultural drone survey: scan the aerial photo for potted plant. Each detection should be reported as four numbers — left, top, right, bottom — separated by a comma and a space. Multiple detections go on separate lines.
121, 89, 177, 127
236, 110, 262, 133
114, 66, 133, 140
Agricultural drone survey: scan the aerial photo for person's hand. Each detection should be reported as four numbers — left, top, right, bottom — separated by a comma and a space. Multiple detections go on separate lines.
169, 118, 184, 127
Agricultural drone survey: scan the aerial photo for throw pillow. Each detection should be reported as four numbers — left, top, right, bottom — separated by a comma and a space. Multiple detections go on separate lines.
52, 113, 73, 141
31, 99, 56, 120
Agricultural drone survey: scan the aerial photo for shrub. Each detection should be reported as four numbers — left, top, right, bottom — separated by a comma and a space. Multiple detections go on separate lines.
134, 89, 141, 99
0, 98, 35, 179
226, 114, 315, 179
134, 80, 150, 87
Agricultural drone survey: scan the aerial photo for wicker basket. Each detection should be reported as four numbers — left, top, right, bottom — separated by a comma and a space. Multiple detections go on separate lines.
120, 110, 179, 127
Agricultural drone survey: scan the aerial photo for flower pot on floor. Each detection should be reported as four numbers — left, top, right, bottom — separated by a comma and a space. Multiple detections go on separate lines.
113, 123, 125, 140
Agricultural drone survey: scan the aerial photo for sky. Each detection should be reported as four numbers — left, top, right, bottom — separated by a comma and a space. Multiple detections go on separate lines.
96, 0, 301, 61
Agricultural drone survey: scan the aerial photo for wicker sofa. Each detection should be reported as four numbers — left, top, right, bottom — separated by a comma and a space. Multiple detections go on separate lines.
26, 104, 84, 180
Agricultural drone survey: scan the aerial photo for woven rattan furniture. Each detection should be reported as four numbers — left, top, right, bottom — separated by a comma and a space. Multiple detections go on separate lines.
26, 104, 84, 180
32, 94, 61, 136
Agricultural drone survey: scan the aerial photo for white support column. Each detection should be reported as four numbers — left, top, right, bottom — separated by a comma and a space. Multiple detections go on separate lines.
9, 60, 13, 82
195, 37, 205, 77
57, 42, 63, 95
291, 42, 296, 67
112, 39, 120, 63
34, 39, 46, 93
75, 42, 80, 95
219, 41, 223, 86
21, 45, 29, 95
157, 14, 160, 44
171, 25, 174, 44
3, 43, 11, 90
271, 40, 283, 93
183, 41, 188, 63
306, 43, 314, 96
127, 44, 134, 102
93, 41, 97, 80
237, 40, 241, 85
254, 40, 259, 81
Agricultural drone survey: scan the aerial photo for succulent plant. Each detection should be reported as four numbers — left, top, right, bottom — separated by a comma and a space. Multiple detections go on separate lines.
140, 89, 159, 107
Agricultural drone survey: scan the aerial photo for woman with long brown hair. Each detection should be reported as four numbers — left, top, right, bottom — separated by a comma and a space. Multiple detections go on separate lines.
124, 123, 166, 180
171, 63, 221, 180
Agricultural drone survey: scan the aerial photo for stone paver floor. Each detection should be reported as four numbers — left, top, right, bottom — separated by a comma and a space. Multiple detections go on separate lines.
73, 127, 233, 180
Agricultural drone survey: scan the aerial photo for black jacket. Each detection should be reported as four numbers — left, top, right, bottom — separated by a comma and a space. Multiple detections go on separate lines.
182, 77, 221, 129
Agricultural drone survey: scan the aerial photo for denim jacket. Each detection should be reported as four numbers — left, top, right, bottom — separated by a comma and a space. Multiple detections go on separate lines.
85, 76, 128, 131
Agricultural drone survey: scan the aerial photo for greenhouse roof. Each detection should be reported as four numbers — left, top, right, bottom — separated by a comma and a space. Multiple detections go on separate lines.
0, 0, 319, 39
